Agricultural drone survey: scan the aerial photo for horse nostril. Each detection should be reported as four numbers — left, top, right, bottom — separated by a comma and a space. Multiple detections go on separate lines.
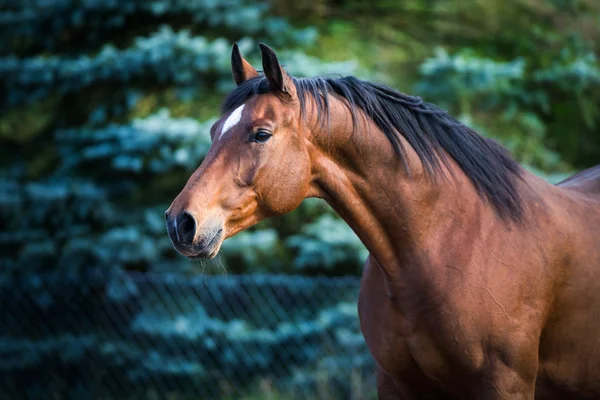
176, 211, 197, 244
164, 210, 170, 222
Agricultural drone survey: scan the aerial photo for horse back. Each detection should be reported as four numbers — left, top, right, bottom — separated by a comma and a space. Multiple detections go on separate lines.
556, 164, 600, 197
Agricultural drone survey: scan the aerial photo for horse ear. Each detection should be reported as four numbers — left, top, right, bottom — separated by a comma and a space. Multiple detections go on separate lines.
259, 43, 295, 98
231, 43, 258, 85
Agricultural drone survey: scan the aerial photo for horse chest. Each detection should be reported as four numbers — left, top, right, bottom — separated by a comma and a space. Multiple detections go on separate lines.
358, 257, 483, 390
358, 282, 449, 383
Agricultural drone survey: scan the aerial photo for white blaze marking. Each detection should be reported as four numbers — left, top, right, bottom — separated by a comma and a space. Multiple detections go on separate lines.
220, 104, 245, 139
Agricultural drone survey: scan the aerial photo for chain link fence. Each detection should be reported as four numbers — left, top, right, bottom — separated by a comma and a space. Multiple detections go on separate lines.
0, 269, 376, 399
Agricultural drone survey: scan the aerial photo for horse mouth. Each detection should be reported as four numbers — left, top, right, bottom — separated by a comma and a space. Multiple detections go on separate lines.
186, 228, 223, 260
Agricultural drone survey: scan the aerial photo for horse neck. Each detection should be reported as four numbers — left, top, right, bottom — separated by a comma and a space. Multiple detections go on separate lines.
307, 100, 511, 280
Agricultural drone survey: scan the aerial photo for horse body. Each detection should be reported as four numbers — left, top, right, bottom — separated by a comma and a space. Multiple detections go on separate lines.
167, 44, 600, 399
319, 101, 600, 398
358, 166, 600, 399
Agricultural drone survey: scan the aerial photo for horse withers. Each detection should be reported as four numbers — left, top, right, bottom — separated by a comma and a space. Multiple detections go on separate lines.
166, 43, 600, 399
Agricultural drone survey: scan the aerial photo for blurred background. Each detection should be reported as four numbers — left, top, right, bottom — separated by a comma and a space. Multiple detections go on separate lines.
1, 0, 599, 399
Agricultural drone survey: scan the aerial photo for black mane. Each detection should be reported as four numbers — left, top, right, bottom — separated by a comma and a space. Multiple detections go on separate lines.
222, 75, 524, 221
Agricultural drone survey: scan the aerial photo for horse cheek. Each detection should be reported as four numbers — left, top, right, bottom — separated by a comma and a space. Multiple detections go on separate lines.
259, 151, 310, 215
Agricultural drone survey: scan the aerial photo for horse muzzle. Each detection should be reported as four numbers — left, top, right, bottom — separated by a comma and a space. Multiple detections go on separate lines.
165, 210, 224, 259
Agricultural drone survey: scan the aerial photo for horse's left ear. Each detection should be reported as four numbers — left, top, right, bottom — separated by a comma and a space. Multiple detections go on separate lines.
259, 43, 296, 98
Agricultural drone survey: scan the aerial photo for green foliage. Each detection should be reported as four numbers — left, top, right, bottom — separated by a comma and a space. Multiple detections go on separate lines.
417, 48, 527, 111
287, 215, 367, 273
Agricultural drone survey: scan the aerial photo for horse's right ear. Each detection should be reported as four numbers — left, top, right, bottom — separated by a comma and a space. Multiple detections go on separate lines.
259, 43, 295, 98
231, 43, 258, 85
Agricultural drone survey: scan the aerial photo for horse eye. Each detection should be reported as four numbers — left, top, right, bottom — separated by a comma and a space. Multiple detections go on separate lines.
253, 130, 272, 143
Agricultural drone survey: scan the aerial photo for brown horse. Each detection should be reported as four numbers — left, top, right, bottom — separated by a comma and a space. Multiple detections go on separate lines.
166, 43, 600, 399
